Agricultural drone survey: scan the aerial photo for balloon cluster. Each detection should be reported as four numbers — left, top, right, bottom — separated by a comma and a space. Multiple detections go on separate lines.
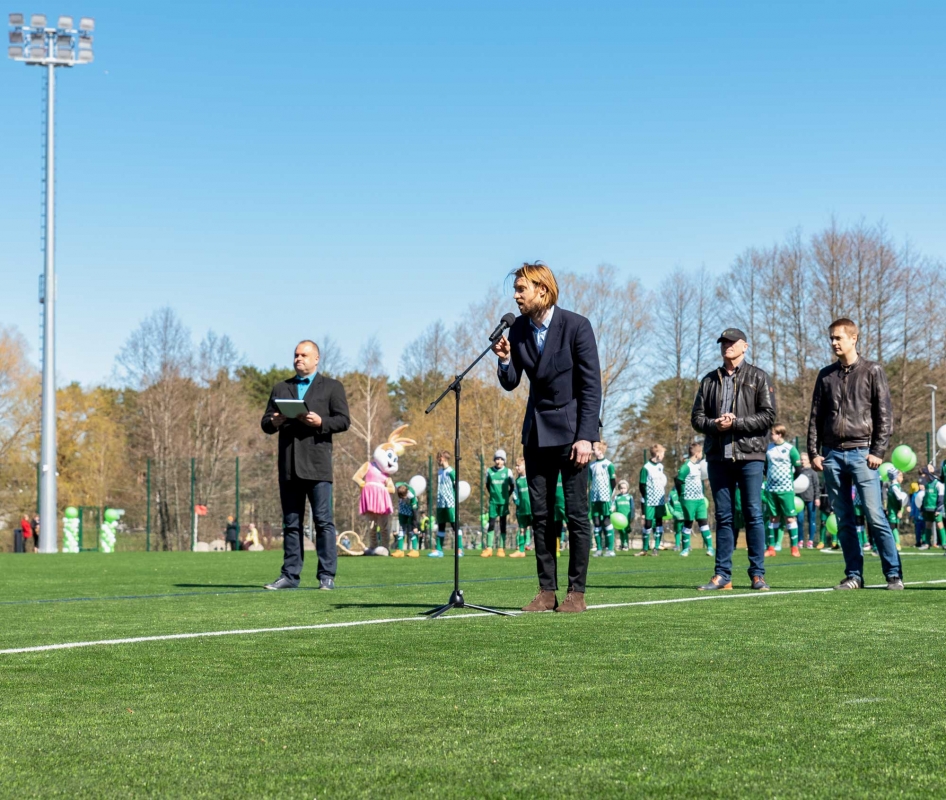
63, 506, 80, 553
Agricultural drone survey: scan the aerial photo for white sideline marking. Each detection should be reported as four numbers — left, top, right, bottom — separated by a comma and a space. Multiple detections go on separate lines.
3, 579, 945, 656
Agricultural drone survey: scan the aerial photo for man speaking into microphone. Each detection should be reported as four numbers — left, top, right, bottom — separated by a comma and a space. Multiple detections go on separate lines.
492, 262, 602, 613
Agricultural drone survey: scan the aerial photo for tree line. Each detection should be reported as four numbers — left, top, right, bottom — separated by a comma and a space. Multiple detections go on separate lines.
1, 218, 943, 549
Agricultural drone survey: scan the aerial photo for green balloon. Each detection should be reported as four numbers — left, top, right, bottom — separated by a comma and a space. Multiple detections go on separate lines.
794, 496, 804, 515
611, 512, 628, 531
891, 445, 917, 473
826, 513, 838, 534
879, 462, 894, 482
64, 506, 79, 519
104, 508, 120, 522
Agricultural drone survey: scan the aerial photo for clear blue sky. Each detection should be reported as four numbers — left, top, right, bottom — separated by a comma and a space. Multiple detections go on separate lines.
2, 0, 944, 385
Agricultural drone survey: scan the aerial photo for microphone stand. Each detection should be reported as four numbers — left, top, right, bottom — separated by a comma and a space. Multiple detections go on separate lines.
423, 335, 516, 619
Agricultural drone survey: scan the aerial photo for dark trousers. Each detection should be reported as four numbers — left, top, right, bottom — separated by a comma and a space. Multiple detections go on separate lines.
524, 442, 591, 594
278, 479, 338, 585
802, 501, 817, 543
708, 460, 766, 581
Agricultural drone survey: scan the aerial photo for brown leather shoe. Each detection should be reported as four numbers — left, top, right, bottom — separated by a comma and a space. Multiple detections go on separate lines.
522, 590, 558, 612
555, 591, 587, 613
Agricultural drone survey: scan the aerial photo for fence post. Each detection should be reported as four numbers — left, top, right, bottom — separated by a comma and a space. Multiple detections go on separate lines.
190, 457, 196, 551
146, 459, 151, 552
479, 453, 485, 539
235, 456, 240, 530
428, 454, 434, 547
36, 461, 40, 515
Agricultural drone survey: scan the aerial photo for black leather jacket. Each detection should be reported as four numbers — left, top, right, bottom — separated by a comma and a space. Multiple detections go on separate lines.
807, 357, 892, 460
691, 362, 776, 462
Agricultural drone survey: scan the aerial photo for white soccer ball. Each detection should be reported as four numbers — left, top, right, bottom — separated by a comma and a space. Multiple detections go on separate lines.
458, 480, 472, 503
793, 474, 810, 494
700, 460, 709, 480
409, 475, 427, 496
937, 425, 946, 449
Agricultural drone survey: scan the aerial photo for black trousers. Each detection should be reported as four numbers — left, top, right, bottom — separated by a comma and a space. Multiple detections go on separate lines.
524, 442, 592, 593
278, 479, 338, 585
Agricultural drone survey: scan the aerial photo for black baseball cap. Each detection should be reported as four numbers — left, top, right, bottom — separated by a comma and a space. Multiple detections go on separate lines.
717, 328, 747, 344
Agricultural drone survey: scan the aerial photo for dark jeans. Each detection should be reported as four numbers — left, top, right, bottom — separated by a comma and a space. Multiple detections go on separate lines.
278, 479, 338, 585
707, 460, 766, 582
802, 501, 817, 543
820, 447, 901, 581
524, 443, 591, 594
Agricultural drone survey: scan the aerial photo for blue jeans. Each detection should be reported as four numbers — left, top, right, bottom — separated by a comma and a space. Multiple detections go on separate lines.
802, 500, 817, 544
820, 448, 901, 581
279, 479, 338, 585
707, 460, 766, 582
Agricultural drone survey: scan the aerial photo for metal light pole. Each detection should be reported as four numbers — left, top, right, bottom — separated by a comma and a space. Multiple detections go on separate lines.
8, 13, 94, 553
926, 384, 938, 468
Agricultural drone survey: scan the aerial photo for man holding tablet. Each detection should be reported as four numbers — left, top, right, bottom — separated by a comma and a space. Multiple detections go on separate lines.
261, 340, 350, 590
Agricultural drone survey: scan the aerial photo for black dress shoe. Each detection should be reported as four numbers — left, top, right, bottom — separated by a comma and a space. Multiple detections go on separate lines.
319, 577, 336, 591
264, 577, 298, 590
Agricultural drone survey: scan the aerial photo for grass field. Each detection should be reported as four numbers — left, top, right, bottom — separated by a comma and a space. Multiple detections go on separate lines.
1, 546, 944, 798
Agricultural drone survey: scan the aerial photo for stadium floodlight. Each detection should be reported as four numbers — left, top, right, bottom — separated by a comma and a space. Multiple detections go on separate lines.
8, 13, 97, 553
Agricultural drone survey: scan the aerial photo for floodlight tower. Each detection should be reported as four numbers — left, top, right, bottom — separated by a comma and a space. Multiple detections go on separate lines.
8, 13, 94, 553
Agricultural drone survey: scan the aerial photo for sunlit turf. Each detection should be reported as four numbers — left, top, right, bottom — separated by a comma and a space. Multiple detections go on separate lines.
1, 548, 944, 798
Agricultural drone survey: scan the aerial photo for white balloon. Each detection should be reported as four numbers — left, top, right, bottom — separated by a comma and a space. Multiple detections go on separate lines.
700, 460, 709, 481
457, 480, 472, 503
409, 475, 427, 496
793, 474, 810, 494
937, 425, 946, 449
915, 489, 925, 507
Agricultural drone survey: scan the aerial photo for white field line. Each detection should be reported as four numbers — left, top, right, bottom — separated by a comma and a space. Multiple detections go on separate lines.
3, 579, 945, 656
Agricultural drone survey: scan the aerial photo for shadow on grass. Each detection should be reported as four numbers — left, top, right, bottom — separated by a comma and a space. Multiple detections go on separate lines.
173, 584, 267, 589
331, 602, 523, 612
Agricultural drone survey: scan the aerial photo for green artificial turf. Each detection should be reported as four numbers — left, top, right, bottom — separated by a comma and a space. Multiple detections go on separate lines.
1, 548, 944, 798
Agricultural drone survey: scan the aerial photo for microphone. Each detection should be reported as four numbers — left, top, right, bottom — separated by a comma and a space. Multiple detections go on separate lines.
488, 313, 517, 343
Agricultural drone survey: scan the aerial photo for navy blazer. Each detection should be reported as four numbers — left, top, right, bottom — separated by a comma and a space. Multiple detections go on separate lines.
261, 373, 350, 483
497, 307, 602, 447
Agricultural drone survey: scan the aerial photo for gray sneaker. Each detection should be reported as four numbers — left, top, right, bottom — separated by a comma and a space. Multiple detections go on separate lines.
319, 577, 336, 591
833, 576, 863, 590
264, 576, 298, 590
886, 576, 904, 590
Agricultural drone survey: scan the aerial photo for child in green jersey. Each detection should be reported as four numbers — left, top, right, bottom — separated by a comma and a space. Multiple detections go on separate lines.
482, 449, 516, 558
886, 467, 906, 552
676, 442, 714, 557
637, 444, 667, 556
589, 442, 617, 557
921, 463, 945, 548
612, 480, 633, 551
430, 450, 463, 558
763, 425, 802, 558
394, 482, 420, 558
667, 486, 685, 553
511, 457, 531, 557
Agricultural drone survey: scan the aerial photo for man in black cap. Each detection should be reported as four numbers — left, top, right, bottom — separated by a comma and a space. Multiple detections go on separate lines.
691, 328, 776, 590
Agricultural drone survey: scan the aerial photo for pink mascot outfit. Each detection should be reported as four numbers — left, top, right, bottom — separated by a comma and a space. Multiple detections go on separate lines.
353, 425, 416, 556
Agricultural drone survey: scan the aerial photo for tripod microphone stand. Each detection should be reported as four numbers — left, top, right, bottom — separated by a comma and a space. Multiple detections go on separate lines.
423, 322, 517, 619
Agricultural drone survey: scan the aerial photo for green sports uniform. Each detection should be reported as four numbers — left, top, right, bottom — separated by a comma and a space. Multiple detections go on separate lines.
766, 441, 801, 548
395, 482, 420, 551
613, 493, 633, 549
922, 477, 944, 523
887, 480, 907, 547
435, 466, 461, 552
486, 465, 516, 548
513, 474, 532, 552
589, 457, 617, 553
639, 459, 667, 553
676, 457, 713, 554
